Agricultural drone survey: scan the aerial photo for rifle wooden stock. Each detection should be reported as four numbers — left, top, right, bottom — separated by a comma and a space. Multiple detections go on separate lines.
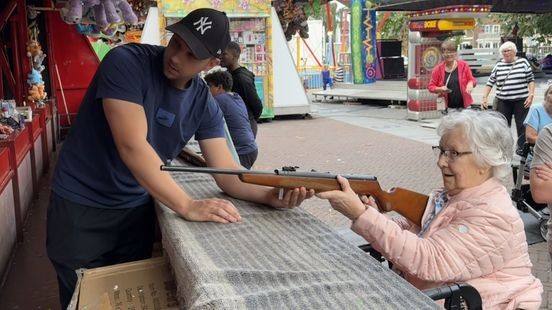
161, 165, 429, 226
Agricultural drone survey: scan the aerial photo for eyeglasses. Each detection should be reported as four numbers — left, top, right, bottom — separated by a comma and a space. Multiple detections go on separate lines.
432, 146, 472, 160
501, 49, 514, 54
441, 49, 456, 55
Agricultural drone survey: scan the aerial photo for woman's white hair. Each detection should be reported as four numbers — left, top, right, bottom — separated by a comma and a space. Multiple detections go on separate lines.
437, 109, 513, 181
499, 41, 517, 54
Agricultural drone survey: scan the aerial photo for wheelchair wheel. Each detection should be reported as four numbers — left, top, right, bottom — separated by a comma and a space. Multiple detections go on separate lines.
540, 218, 548, 241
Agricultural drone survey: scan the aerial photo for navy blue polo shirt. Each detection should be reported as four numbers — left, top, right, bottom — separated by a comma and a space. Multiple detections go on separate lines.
52, 43, 225, 208
213, 92, 257, 155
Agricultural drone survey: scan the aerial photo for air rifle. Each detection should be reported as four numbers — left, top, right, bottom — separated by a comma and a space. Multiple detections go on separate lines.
160, 165, 429, 226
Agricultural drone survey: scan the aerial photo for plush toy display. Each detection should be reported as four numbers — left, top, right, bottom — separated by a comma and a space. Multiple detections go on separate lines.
62, 0, 138, 27
25, 39, 47, 104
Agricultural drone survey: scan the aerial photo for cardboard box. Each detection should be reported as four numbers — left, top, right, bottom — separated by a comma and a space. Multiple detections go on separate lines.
68, 257, 178, 310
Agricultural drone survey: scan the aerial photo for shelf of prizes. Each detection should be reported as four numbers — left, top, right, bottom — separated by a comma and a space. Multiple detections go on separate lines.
0, 98, 54, 268
157, 0, 275, 119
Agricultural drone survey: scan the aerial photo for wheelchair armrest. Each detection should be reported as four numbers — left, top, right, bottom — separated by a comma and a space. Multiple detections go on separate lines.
423, 283, 482, 310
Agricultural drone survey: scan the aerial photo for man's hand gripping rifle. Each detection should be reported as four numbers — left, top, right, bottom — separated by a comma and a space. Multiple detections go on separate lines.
160, 165, 429, 226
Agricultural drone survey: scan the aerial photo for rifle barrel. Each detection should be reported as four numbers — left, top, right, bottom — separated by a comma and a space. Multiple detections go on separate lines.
160, 165, 272, 175
160, 165, 377, 181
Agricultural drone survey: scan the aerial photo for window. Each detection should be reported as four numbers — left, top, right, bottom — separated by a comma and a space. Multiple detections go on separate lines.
493, 42, 499, 48
484, 25, 491, 33
493, 25, 500, 33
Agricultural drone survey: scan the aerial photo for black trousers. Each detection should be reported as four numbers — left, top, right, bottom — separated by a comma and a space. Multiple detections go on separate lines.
46, 192, 155, 309
249, 117, 258, 138
496, 97, 529, 139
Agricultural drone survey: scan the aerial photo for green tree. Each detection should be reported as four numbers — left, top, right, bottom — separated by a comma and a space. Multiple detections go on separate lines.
376, 12, 407, 40
496, 13, 552, 44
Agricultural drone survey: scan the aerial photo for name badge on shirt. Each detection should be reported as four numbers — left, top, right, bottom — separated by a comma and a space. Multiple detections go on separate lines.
156, 108, 176, 128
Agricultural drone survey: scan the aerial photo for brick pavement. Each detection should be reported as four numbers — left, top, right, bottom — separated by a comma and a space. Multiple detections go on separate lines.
254, 103, 551, 309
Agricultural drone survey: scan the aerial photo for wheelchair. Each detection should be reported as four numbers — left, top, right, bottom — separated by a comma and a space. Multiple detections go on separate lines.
511, 135, 549, 241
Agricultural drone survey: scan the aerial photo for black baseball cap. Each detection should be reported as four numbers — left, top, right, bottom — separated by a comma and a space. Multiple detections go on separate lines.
166, 8, 231, 60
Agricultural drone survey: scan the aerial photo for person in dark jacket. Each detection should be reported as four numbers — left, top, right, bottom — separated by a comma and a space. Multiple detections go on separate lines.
220, 41, 263, 137
204, 70, 258, 169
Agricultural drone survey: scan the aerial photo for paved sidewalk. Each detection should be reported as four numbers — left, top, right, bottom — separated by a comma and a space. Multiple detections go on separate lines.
254, 101, 551, 309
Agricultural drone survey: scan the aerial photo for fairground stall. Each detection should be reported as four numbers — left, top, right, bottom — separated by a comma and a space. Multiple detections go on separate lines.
156, 0, 310, 118
405, 5, 488, 120
0, 0, 147, 286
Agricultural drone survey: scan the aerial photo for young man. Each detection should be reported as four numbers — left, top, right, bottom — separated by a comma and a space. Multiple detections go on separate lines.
204, 70, 258, 169
46, 8, 312, 308
220, 41, 263, 137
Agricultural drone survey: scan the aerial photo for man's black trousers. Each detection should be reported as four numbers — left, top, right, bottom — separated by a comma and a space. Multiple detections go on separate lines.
46, 192, 155, 309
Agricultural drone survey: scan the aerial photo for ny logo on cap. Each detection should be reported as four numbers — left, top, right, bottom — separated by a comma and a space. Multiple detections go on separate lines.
193, 17, 213, 35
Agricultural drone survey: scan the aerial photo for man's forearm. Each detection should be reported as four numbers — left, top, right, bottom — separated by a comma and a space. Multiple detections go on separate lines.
213, 174, 272, 204
119, 142, 191, 215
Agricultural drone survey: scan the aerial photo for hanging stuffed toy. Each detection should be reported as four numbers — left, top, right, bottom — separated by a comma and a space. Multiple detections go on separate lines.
27, 68, 44, 86
27, 84, 47, 103
63, 0, 100, 24
116, 0, 138, 25
62, 0, 138, 26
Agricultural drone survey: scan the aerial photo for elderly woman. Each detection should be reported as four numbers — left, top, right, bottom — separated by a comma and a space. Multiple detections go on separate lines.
524, 84, 552, 144
482, 41, 535, 140
317, 110, 543, 309
428, 40, 477, 113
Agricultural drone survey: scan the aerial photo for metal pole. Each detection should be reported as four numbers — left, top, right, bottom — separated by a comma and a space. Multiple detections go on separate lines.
9, 17, 22, 106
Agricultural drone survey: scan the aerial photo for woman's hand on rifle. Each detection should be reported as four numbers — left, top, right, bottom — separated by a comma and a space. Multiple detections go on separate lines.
316, 175, 368, 221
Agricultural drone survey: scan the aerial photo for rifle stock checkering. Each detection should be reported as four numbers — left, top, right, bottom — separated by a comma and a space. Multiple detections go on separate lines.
160, 165, 429, 226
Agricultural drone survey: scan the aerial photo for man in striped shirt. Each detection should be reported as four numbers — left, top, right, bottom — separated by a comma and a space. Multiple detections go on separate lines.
482, 41, 535, 140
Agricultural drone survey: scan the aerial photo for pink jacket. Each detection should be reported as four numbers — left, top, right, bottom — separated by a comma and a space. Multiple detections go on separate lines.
428, 59, 477, 108
352, 178, 542, 309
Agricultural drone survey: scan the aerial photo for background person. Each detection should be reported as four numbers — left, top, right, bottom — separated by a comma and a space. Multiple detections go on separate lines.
204, 70, 258, 169
428, 40, 476, 113
46, 9, 312, 308
321, 64, 333, 91
334, 63, 344, 83
482, 41, 535, 139
524, 84, 552, 144
220, 42, 263, 138
530, 124, 552, 268
522, 84, 552, 173
317, 110, 542, 309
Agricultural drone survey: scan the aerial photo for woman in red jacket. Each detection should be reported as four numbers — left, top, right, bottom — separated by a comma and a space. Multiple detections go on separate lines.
429, 40, 477, 113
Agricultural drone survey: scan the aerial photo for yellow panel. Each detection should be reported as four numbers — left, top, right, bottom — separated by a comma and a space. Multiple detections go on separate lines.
437, 19, 475, 31
159, 0, 271, 17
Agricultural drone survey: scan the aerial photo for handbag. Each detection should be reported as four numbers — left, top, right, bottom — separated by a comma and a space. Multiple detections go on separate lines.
493, 97, 501, 110
436, 97, 446, 111
437, 64, 454, 111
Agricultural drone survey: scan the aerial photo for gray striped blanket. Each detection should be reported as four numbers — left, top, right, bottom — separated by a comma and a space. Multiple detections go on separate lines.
156, 166, 438, 309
